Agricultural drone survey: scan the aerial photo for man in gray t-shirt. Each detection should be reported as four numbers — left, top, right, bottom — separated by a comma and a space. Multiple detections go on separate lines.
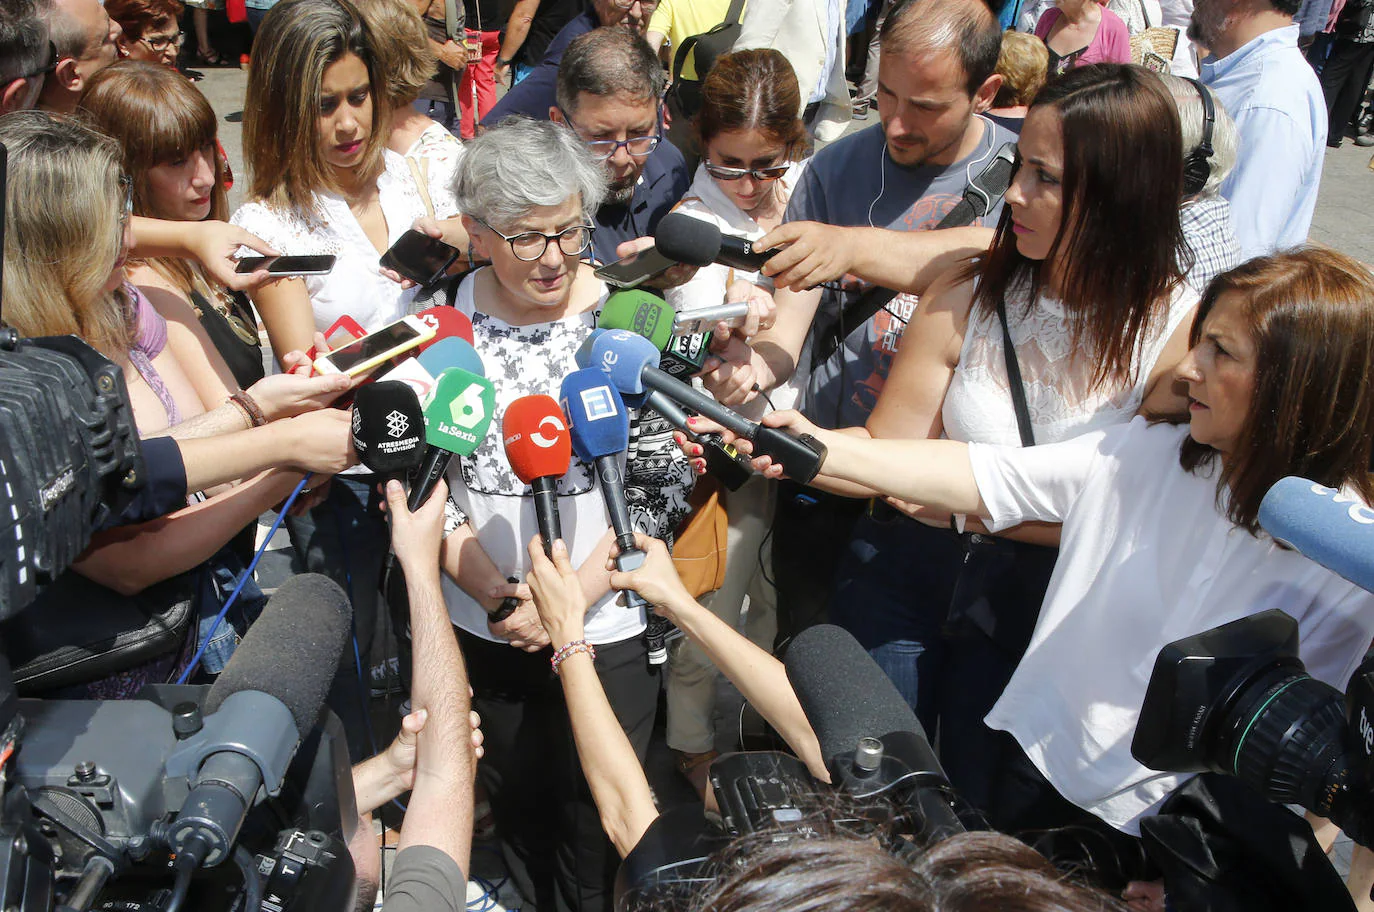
788, 116, 1013, 428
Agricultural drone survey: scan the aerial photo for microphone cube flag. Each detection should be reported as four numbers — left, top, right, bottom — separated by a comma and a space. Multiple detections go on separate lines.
600, 289, 674, 350
503, 395, 573, 484
352, 381, 426, 475
587, 330, 660, 397
414, 305, 475, 352
419, 336, 486, 379
560, 368, 630, 462
422, 367, 496, 456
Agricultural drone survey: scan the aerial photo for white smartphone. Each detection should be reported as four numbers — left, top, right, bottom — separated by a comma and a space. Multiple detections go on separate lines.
312, 315, 436, 377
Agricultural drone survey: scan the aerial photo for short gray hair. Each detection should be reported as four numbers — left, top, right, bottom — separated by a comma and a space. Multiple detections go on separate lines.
1161, 74, 1238, 199
555, 26, 664, 114
43, 0, 86, 60
453, 117, 607, 230
0, 0, 49, 85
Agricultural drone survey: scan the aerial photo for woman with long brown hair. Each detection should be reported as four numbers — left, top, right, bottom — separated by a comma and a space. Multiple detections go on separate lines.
696, 64, 1199, 819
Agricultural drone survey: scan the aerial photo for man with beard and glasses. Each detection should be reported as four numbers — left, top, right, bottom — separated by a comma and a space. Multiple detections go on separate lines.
550, 26, 689, 265
1194, 0, 1326, 258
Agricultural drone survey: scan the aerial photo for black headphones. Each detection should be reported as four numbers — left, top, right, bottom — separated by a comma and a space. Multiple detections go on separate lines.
1181, 77, 1215, 198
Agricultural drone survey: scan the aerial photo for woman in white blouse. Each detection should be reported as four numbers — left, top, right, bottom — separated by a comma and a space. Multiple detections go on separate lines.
781, 64, 1197, 817
738, 246, 1374, 871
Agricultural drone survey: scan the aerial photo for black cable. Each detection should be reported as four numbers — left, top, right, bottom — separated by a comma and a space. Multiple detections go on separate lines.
233, 845, 263, 912
163, 863, 193, 912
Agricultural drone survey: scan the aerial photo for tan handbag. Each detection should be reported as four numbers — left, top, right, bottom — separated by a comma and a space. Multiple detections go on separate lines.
671, 475, 729, 598
1128, 0, 1179, 73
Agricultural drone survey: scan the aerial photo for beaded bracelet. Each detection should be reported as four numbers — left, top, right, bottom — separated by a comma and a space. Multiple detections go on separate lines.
551, 639, 596, 675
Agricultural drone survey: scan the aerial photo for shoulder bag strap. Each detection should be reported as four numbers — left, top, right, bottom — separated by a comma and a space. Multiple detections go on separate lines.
996, 298, 1036, 447
406, 156, 436, 220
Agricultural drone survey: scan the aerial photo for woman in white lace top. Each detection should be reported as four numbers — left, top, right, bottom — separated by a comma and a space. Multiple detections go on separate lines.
809, 65, 1199, 828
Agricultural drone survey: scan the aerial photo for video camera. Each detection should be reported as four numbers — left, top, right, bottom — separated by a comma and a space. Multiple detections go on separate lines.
613, 625, 975, 909
0, 332, 356, 911
1134, 477, 1374, 849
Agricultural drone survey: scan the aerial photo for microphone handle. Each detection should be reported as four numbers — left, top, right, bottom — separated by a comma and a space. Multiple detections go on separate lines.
644, 390, 699, 441
644, 391, 752, 491
592, 454, 648, 611
531, 476, 562, 557
641, 366, 826, 483
716, 237, 772, 272
408, 445, 454, 511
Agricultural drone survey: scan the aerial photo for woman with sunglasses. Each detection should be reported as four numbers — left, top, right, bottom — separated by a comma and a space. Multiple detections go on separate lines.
410, 116, 692, 912
80, 61, 263, 393
659, 47, 802, 795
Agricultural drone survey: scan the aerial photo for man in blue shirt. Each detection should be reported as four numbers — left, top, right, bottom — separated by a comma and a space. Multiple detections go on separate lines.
1194, 0, 1326, 258
550, 27, 690, 264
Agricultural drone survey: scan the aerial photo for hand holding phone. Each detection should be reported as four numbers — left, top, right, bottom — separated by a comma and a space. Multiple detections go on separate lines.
380, 229, 462, 287
312, 315, 436, 377
593, 245, 678, 289
235, 254, 338, 276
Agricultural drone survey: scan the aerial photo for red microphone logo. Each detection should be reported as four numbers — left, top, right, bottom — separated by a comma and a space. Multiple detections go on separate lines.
503, 395, 572, 483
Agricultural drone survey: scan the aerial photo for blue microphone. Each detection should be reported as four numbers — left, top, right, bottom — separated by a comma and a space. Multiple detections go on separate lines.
587, 330, 826, 483
1259, 477, 1374, 594
560, 368, 648, 611
420, 336, 486, 378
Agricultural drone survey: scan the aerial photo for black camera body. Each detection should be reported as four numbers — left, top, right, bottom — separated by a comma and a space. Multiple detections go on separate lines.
1134, 608, 1374, 847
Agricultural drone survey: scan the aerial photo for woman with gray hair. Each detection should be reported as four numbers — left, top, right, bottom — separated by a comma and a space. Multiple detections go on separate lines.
1162, 73, 1243, 294
412, 115, 694, 912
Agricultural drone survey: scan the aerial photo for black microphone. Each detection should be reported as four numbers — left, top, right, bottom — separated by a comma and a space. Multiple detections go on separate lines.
171, 574, 351, 869
351, 381, 426, 479
655, 212, 772, 272
785, 624, 964, 838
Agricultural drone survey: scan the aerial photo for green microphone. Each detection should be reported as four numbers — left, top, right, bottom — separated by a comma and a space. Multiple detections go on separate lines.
598, 289, 709, 380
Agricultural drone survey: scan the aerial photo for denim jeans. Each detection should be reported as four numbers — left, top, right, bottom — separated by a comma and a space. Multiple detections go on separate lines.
285, 474, 389, 761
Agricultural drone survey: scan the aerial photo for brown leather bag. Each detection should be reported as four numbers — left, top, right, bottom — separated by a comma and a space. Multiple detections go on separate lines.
671, 475, 729, 598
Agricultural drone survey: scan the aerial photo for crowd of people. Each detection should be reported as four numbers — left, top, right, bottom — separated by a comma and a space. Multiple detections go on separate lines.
0, 0, 1370, 907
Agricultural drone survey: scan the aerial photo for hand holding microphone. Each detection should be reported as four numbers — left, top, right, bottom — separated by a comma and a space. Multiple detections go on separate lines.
604, 532, 695, 624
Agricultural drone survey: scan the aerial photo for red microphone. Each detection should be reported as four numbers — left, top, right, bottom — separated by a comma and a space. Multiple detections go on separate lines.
502, 395, 572, 556
414, 305, 475, 353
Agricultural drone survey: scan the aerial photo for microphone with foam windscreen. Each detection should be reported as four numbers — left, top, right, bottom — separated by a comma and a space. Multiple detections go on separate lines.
598, 291, 708, 380
377, 334, 486, 404
503, 395, 572, 556
414, 304, 475, 352
1259, 476, 1374, 593
560, 368, 650, 616
655, 211, 773, 273
785, 624, 965, 838
409, 366, 497, 510
169, 574, 351, 869
588, 330, 826, 484
580, 325, 753, 491
351, 381, 426, 479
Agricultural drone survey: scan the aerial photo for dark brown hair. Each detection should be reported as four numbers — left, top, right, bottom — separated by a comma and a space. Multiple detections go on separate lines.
104, 0, 183, 40
968, 63, 1187, 390
681, 831, 1126, 912
1176, 248, 1374, 534
243, 0, 389, 215
694, 49, 805, 159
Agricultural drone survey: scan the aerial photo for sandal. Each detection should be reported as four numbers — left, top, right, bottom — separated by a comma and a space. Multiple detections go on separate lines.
194, 48, 226, 66
675, 749, 719, 801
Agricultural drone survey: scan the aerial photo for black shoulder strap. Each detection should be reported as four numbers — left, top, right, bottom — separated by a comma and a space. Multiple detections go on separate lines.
995, 298, 1036, 447
810, 142, 1019, 370
671, 0, 745, 83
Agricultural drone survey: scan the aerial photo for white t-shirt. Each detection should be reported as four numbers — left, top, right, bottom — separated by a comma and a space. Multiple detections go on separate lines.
436, 271, 677, 646
665, 161, 808, 418
970, 418, 1374, 834
943, 281, 1197, 446
230, 150, 429, 340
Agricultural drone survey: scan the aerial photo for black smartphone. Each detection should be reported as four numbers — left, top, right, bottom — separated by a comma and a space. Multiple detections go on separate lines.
234, 254, 338, 276
593, 245, 678, 289
379, 230, 462, 287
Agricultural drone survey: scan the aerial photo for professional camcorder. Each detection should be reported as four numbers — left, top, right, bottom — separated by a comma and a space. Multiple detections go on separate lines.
0, 330, 356, 911
1134, 476, 1374, 849
614, 624, 976, 909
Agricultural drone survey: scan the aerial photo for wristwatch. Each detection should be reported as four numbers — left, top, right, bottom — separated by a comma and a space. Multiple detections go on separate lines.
495, 56, 513, 67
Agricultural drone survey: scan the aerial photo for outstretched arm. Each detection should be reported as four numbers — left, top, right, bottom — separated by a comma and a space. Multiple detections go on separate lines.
525, 537, 660, 857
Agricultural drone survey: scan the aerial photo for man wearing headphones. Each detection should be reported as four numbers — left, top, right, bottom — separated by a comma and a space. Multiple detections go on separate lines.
1164, 74, 1243, 293
695, 0, 1012, 641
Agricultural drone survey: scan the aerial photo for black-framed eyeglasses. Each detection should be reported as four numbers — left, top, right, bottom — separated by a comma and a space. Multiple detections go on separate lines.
702, 160, 791, 182
476, 218, 595, 261
558, 107, 660, 161
118, 175, 134, 234
138, 30, 185, 51
15, 41, 58, 80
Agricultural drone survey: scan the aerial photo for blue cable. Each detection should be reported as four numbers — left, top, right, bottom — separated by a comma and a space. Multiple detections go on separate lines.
175, 473, 313, 685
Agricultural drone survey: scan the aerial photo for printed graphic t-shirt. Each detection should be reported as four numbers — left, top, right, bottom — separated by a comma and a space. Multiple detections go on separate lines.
786, 118, 1016, 430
